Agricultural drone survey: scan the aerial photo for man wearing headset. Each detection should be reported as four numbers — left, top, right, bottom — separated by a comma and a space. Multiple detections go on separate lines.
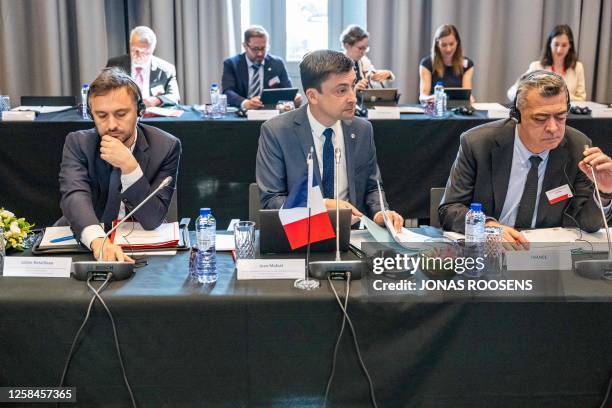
58, 67, 181, 261
439, 70, 612, 248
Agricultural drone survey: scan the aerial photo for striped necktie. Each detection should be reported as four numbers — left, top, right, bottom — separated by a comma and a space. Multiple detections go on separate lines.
248, 64, 261, 98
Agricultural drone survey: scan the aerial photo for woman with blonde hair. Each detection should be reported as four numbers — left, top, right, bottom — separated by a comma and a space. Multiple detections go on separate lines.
419, 24, 474, 103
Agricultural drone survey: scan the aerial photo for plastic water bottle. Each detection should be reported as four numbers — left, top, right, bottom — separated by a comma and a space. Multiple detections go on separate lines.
433, 82, 446, 117
464, 202, 486, 278
210, 83, 221, 119
193, 208, 217, 283
81, 84, 89, 119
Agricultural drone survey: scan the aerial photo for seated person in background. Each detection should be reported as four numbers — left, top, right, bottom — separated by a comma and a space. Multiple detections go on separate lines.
340, 25, 394, 91
57, 68, 181, 261
106, 25, 180, 107
419, 24, 475, 104
507, 24, 586, 102
222, 25, 302, 110
439, 70, 612, 247
256, 49, 403, 231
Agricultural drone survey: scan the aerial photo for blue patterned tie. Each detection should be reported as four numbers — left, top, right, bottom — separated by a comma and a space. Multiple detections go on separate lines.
322, 128, 334, 199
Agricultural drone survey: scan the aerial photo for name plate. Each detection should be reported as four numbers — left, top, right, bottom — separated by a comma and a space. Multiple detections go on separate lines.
368, 107, 400, 120
505, 250, 571, 271
3, 257, 72, 277
247, 109, 279, 121
237, 259, 305, 280
2, 111, 36, 121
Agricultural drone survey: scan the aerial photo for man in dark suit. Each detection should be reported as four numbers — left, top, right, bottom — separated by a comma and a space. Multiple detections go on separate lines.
106, 26, 180, 107
439, 70, 612, 246
256, 49, 403, 231
58, 67, 181, 262
222, 25, 302, 110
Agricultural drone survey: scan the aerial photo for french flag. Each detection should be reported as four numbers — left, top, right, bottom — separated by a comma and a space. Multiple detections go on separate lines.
279, 149, 335, 250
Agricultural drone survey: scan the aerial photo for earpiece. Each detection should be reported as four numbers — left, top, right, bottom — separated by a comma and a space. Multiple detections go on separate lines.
86, 74, 145, 120
569, 105, 591, 115
510, 71, 571, 123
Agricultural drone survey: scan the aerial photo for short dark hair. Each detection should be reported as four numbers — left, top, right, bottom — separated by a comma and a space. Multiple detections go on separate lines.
243, 25, 268, 43
340, 25, 369, 46
88, 67, 142, 109
299, 50, 354, 92
540, 24, 578, 70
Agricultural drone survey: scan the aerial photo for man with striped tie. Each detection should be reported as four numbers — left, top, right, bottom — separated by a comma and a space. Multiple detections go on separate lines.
222, 26, 302, 110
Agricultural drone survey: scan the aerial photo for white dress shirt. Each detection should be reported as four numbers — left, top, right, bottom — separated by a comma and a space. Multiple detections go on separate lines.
81, 133, 144, 249
306, 105, 349, 201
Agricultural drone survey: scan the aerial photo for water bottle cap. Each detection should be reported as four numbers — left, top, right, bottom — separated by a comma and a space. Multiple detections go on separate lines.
82, 84, 89, 88
211, 83, 218, 88
199, 208, 211, 216
470, 203, 482, 211
435, 82, 443, 86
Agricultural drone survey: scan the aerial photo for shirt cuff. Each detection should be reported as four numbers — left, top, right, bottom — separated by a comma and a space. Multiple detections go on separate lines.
81, 224, 106, 250
120, 165, 144, 193
595, 191, 612, 213
240, 99, 248, 110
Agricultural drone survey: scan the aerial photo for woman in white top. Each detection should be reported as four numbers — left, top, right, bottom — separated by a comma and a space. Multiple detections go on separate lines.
508, 24, 586, 101
340, 25, 394, 91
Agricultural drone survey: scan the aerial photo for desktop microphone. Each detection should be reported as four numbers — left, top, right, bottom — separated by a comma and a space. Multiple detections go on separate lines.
72, 176, 174, 281
573, 146, 612, 279
309, 147, 365, 280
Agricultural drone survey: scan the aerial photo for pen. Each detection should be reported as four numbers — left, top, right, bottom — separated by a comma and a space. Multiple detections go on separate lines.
50, 235, 75, 243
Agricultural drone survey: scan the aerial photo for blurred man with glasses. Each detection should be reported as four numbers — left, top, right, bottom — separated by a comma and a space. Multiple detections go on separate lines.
107, 26, 180, 107
222, 25, 302, 110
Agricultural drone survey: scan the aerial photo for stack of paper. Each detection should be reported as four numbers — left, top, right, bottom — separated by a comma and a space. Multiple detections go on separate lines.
144, 107, 184, 117
111, 221, 180, 249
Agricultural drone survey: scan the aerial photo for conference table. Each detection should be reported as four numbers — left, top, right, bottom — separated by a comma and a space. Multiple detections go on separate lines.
0, 108, 610, 229
2, 230, 612, 407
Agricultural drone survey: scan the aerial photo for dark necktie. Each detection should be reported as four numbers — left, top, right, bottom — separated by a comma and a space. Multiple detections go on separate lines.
321, 128, 335, 199
101, 167, 122, 226
248, 64, 261, 98
514, 155, 543, 229
354, 60, 362, 82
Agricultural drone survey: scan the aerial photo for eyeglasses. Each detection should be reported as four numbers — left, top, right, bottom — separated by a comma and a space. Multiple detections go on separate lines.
245, 43, 267, 54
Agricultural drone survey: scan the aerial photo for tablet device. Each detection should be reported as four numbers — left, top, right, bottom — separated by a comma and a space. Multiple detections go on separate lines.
261, 88, 298, 106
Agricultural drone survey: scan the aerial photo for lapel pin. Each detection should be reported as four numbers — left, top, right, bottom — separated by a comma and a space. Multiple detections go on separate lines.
351, 133, 356, 139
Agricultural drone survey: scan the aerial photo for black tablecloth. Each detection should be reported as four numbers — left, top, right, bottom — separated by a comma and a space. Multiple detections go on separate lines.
0, 108, 610, 228
2, 238, 612, 407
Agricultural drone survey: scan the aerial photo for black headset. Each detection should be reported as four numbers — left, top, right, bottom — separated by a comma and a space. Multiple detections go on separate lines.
86, 70, 146, 120
509, 71, 571, 123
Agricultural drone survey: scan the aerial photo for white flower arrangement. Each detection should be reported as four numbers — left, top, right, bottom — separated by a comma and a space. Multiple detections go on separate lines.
0, 208, 34, 251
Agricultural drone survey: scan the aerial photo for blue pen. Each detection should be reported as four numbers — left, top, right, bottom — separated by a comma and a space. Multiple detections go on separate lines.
50, 235, 75, 243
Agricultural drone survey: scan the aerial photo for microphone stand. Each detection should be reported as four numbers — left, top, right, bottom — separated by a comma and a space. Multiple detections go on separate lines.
573, 161, 612, 279
72, 176, 173, 281
294, 149, 320, 290
309, 148, 365, 280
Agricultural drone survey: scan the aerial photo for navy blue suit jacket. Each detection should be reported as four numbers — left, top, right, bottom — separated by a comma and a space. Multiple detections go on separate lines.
58, 124, 181, 240
221, 53, 292, 108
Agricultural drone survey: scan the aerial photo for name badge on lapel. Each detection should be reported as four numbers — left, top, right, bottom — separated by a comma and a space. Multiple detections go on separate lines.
545, 184, 573, 204
268, 76, 280, 87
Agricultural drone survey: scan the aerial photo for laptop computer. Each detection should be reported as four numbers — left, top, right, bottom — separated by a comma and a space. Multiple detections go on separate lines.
444, 88, 472, 108
360, 88, 399, 106
261, 88, 298, 107
259, 208, 352, 253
